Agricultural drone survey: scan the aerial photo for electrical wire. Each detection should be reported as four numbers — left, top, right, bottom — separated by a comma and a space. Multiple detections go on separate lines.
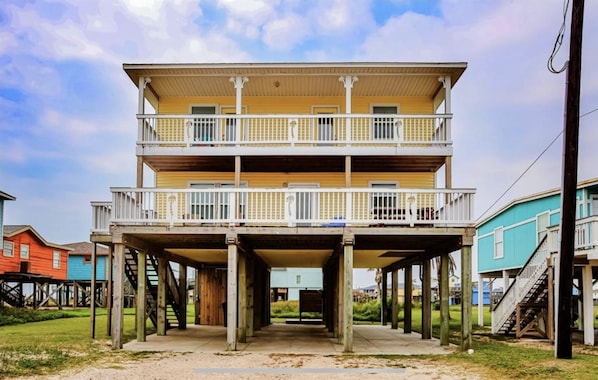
476, 106, 598, 222
547, 0, 570, 74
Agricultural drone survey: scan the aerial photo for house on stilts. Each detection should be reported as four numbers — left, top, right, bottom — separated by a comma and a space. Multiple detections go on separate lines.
90, 62, 476, 351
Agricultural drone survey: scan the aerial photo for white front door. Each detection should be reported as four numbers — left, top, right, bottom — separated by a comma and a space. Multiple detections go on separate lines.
289, 183, 319, 226
591, 195, 598, 216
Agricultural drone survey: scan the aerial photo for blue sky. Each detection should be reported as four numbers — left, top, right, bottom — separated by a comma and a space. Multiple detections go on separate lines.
1, 0, 597, 287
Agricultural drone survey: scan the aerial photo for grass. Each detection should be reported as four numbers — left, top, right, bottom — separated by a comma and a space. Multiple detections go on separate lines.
0, 308, 156, 378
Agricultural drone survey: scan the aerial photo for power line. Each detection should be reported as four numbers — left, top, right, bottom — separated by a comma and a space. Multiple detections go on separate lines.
547, 0, 570, 74
476, 106, 596, 222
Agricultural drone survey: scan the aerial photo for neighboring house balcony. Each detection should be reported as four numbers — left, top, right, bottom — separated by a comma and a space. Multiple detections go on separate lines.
91, 187, 475, 234
547, 215, 598, 259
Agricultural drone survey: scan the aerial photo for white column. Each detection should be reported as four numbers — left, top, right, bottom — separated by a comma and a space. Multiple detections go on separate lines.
137, 76, 149, 142
439, 75, 451, 140
477, 276, 484, 326
230, 76, 248, 145
343, 236, 354, 353
582, 265, 595, 345
502, 270, 510, 291
339, 75, 358, 145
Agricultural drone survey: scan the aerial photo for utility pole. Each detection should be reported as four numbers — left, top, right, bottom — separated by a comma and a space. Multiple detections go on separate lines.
556, 0, 584, 359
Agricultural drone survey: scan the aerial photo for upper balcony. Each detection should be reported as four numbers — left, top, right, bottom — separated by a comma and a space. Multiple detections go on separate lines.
138, 113, 452, 172
125, 62, 466, 173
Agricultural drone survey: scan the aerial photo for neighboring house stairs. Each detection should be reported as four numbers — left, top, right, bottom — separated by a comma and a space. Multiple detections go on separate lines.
123, 249, 182, 329
492, 236, 550, 338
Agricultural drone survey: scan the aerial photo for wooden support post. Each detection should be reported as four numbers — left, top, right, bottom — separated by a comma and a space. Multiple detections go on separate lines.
477, 276, 484, 326
90, 243, 97, 339
548, 261, 554, 342
246, 257, 254, 337
238, 253, 247, 343
404, 266, 413, 333
381, 270, 388, 325
461, 245, 473, 350
440, 253, 450, 345
194, 268, 201, 325
136, 250, 147, 342
337, 250, 344, 343
422, 259, 432, 339
391, 269, 398, 329
178, 264, 187, 330
73, 281, 79, 309
32, 282, 37, 309
343, 237, 354, 353
157, 256, 167, 336
582, 265, 594, 345
107, 245, 113, 336
111, 244, 125, 349
226, 236, 238, 350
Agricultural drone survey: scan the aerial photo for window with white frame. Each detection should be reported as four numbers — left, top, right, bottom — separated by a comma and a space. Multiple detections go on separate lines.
3, 241, 14, 257
370, 183, 398, 220
494, 227, 504, 259
53, 251, 61, 269
296, 275, 302, 285
372, 106, 398, 140
20, 244, 29, 259
536, 211, 550, 244
189, 182, 247, 220
191, 106, 217, 143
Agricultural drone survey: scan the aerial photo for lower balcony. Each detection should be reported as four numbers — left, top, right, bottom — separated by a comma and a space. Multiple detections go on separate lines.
91, 187, 475, 234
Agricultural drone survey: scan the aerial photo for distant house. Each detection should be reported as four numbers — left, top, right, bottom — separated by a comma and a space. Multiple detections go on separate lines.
64, 242, 109, 281
271, 268, 322, 301
1, 225, 72, 280
476, 178, 598, 345
0, 191, 16, 255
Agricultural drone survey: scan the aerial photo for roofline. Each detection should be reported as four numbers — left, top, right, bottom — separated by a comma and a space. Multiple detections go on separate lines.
3, 225, 74, 251
0, 191, 16, 201
476, 177, 598, 227
123, 61, 468, 71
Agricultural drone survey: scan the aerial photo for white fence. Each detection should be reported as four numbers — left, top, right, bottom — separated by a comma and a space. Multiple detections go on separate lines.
90, 187, 475, 232
137, 113, 452, 148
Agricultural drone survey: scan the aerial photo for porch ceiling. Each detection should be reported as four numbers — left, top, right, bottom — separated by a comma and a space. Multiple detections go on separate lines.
116, 227, 465, 270
124, 62, 466, 101
143, 155, 446, 173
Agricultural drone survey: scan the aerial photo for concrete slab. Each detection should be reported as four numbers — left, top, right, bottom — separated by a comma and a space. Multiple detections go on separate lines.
123, 323, 457, 355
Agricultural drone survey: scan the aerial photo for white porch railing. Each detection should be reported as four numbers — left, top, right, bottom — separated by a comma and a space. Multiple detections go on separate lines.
491, 236, 550, 334
91, 201, 112, 234
547, 216, 598, 254
90, 187, 474, 232
137, 113, 452, 149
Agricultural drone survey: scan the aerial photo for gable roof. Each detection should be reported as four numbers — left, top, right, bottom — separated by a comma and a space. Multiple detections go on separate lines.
0, 191, 16, 201
3, 225, 74, 251
63, 241, 109, 256
476, 177, 598, 228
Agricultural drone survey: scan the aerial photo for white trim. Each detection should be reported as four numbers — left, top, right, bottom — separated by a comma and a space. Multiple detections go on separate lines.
3, 241, 14, 257
494, 226, 504, 259
53, 250, 61, 269
20, 243, 29, 259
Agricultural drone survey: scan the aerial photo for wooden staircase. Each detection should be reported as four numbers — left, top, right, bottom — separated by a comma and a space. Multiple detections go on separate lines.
492, 236, 550, 337
0, 281, 23, 307
124, 249, 182, 329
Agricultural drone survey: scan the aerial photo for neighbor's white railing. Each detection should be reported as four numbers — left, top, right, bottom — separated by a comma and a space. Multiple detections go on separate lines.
94, 187, 474, 230
137, 113, 452, 148
547, 216, 598, 254
491, 236, 550, 334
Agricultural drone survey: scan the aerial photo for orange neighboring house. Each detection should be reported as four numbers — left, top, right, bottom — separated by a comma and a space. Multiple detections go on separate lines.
1, 225, 72, 280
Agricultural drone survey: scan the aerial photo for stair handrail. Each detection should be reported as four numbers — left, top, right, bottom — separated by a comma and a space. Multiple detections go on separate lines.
492, 236, 550, 333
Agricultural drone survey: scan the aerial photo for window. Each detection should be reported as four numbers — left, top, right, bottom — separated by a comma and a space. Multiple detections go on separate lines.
372, 106, 398, 140
191, 106, 216, 143
3, 241, 14, 257
370, 183, 398, 220
494, 227, 504, 259
20, 244, 29, 259
189, 182, 247, 221
536, 212, 550, 244
296, 275, 302, 285
83, 255, 92, 264
53, 251, 61, 269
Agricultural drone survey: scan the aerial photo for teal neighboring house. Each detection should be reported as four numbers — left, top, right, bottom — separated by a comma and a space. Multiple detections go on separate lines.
0, 191, 16, 254
64, 242, 109, 281
271, 268, 322, 301
476, 178, 598, 345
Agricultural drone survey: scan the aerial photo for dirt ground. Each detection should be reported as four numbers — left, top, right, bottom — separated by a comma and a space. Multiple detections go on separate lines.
22, 351, 484, 380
